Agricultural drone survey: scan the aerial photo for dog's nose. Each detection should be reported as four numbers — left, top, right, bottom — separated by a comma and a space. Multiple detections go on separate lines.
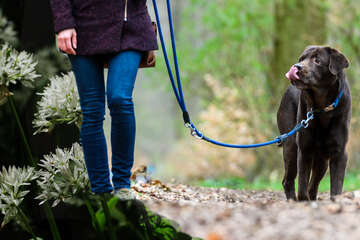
294, 63, 303, 70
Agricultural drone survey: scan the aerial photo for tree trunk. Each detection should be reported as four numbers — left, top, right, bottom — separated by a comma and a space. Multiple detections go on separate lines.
270, 0, 327, 103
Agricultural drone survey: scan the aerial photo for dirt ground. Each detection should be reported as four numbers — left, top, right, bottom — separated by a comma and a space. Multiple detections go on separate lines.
134, 182, 360, 240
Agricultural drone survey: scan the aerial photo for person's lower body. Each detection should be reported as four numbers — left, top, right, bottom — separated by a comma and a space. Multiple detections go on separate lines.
68, 50, 142, 194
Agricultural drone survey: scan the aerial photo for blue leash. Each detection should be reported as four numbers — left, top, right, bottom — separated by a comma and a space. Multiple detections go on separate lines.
151, 0, 340, 148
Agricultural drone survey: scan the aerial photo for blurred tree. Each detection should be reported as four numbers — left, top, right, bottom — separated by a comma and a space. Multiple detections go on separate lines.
327, 0, 360, 170
270, 0, 328, 102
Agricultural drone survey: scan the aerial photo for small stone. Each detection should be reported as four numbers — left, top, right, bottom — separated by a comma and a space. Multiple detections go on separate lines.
353, 191, 360, 199
310, 201, 318, 209
343, 191, 354, 199
326, 203, 342, 214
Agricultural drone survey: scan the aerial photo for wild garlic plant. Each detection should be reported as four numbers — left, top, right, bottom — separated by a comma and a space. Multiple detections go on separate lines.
36, 143, 91, 207
0, 166, 38, 235
33, 71, 81, 134
0, 43, 40, 104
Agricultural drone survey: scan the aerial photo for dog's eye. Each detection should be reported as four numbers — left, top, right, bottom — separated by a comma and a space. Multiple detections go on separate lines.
313, 58, 321, 65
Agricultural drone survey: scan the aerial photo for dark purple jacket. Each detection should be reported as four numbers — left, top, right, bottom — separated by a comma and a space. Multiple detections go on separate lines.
50, 0, 158, 55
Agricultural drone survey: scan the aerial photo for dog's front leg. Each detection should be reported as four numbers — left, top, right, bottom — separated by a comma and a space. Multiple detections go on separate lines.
330, 150, 347, 199
297, 149, 314, 201
308, 154, 329, 201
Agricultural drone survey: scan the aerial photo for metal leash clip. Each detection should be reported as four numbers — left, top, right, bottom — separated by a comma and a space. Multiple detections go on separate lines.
301, 110, 314, 128
184, 123, 204, 139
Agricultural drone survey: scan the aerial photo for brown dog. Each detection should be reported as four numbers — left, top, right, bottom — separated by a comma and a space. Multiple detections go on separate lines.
277, 46, 351, 201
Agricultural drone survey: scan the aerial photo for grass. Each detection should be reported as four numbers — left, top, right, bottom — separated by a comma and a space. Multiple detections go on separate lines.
195, 171, 360, 192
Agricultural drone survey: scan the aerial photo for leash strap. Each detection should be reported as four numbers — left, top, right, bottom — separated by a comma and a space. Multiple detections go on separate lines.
151, 0, 321, 148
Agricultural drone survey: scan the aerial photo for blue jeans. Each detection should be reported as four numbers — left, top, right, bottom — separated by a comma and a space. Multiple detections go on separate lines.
68, 50, 142, 193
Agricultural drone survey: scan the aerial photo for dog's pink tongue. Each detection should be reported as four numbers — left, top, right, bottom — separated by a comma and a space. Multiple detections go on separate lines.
286, 66, 299, 81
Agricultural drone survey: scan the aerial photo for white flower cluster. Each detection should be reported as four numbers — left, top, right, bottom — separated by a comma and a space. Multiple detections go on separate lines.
36, 143, 90, 207
0, 43, 39, 88
33, 71, 82, 135
0, 166, 38, 229
0, 43, 40, 103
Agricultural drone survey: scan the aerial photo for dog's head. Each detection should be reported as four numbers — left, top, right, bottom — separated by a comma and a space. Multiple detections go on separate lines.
286, 46, 349, 90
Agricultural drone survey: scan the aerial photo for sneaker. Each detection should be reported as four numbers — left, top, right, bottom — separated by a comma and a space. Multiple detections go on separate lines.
115, 188, 135, 200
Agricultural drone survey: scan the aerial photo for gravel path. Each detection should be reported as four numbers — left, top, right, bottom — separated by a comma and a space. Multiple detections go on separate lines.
133, 182, 360, 240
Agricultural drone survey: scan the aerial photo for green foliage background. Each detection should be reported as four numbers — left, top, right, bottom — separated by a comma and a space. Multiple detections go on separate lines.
150, 0, 360, 184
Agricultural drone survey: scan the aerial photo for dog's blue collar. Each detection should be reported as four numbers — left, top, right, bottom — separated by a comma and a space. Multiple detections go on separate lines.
313, 89, 344, 113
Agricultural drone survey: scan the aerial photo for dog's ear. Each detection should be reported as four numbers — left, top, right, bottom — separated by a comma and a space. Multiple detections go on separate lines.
326, 47, 349, 75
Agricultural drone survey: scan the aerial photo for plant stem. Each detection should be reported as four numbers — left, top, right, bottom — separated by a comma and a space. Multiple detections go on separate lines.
8, 95, 62, 240
84, 197, 101, 232
8, 95, 35, 166
17, 207, 37, 239
43, 202, 62, 240
100, 196, 116, 240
